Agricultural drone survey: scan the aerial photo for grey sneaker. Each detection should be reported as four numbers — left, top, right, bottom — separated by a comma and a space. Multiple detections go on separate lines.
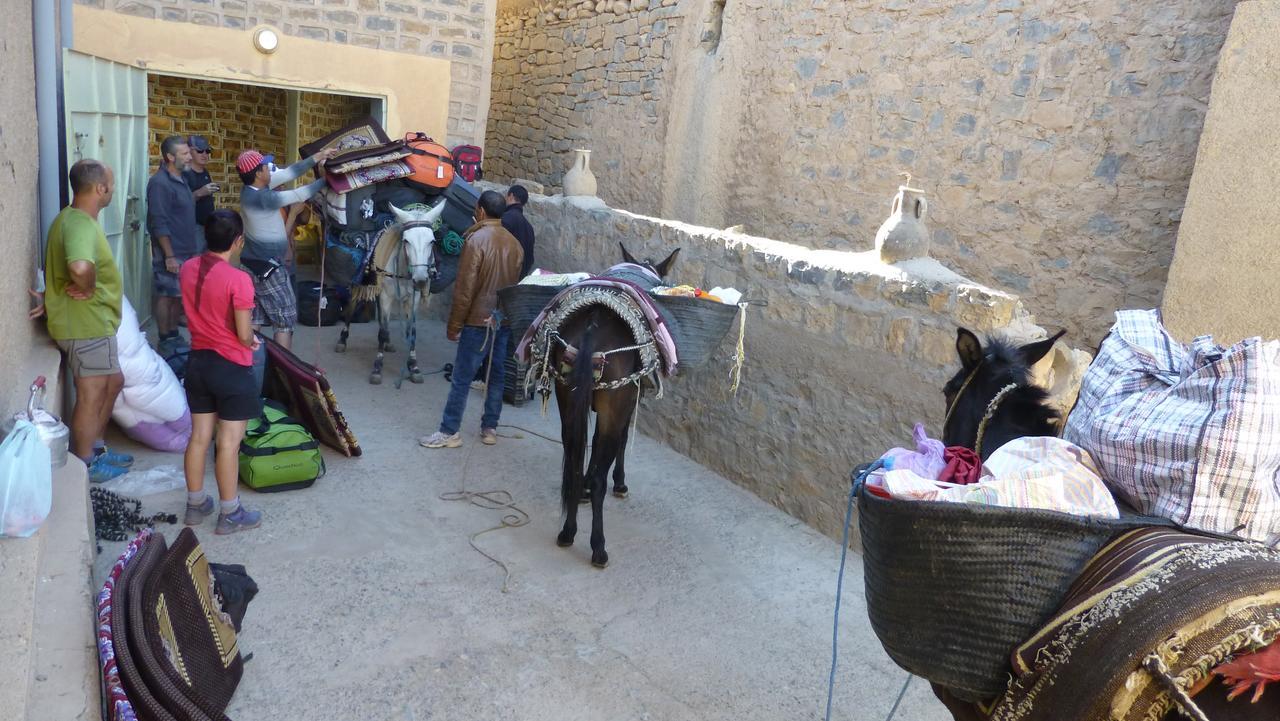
470, 380, 485, 392
480, 428, 497, 446
420, 431, 462, 448
184, 495, 215, 526
215, 506, 262, 535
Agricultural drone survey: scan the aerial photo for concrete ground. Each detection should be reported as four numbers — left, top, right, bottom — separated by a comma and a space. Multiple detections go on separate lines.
94, 319, 950, 721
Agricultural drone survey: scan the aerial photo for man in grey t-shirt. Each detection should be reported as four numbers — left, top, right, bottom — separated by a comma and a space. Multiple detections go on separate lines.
234, 147, 334, 350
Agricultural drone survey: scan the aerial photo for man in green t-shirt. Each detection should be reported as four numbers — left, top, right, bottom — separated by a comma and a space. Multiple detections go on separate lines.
44, 159, 128, 483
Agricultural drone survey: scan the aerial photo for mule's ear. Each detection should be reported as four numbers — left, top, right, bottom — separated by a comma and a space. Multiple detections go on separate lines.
424, 199, 447, 225
654, 248, 681, 278
619, 242, 641, 266
956, 328, 983, 369
1018, 330, 1066, 367
389, 204, 414, 224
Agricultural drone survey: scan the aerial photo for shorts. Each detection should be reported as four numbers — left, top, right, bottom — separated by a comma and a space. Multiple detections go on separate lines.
152, 254, 194, 298
250, 267, 297, 333
57, 336, 122, 378
184, 350, 262, 421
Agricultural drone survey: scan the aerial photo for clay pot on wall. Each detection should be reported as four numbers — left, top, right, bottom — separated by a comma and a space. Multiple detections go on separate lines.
563, 149, 598, 197
874, 184, 930, 263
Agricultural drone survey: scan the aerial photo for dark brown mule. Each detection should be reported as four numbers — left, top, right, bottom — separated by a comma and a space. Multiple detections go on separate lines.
553, 244, 679, 568
933, 328, 1280, 721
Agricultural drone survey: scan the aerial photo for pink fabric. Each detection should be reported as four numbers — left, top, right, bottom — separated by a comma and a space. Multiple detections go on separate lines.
515, 275, 680, 375
879, 423, 947, 479
939, 446, 983, 485
1215, 640, 1280, 702
120, 410, 192, 453
324, 160, 413, 193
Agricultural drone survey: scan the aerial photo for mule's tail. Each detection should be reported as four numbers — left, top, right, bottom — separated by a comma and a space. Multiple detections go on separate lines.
561, 318, 596, 517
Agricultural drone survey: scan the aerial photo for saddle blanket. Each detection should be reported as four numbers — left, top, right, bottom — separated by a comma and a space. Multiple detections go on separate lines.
989, 526, 1280, 720
514, 263, 679, 375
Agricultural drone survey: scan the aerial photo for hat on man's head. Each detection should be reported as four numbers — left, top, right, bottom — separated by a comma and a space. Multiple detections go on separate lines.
235, 149, 274, 175
188, 135, 211, 152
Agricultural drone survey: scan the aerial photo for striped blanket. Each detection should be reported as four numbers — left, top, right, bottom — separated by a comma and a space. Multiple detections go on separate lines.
989, 527, 1280, 720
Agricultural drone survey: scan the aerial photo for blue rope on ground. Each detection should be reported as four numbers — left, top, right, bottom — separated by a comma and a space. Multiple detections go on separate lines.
825, 459, 885, 721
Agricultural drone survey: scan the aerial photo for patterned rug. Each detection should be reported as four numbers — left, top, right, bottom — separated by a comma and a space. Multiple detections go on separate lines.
262, 337, 362, 458
299, 115, 391, 161
990, 527, 1280, 720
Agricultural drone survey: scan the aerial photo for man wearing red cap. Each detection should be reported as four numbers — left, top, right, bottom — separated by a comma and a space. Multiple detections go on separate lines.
235, 147, 334, 350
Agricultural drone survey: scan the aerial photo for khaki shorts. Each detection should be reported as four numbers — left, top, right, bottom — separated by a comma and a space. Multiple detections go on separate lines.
57, 336, 122, 378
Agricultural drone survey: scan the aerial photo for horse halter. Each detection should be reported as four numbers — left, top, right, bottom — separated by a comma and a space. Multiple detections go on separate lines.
942, 360, 1019, 458
396, 221, 438, 275
942, 362, 983, 432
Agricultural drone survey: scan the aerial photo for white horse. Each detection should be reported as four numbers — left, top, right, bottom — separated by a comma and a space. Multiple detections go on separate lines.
334, 200, 445, 385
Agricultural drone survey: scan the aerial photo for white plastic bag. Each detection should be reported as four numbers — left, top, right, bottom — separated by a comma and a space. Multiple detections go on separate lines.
0, 420, 53, 538
98, 464, 185, 497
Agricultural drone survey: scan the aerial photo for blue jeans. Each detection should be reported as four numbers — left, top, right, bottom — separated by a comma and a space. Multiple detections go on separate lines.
440, 325, 510, 435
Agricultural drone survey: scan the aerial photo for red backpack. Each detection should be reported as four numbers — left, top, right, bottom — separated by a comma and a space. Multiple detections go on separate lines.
451, 144, 483, 183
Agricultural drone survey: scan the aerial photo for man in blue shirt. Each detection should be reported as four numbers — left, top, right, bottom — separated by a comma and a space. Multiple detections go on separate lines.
146, 135, 199, 346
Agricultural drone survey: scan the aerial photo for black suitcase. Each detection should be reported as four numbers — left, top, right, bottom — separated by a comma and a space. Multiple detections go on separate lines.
441, 176, 480, 236
372, 180, 430, 216
296, 281, 342, 326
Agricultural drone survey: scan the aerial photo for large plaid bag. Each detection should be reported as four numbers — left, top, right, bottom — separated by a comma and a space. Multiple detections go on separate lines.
1064, 309, 1280, 544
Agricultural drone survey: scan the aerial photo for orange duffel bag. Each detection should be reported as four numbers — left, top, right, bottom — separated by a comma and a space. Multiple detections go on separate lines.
403, 132, 454, 192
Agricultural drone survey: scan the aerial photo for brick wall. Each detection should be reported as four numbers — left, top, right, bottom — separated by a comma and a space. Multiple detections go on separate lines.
485, 0, 1237, 346
79, 0, 494, 148
148, 74, 287, 208
148, 77, 372, 207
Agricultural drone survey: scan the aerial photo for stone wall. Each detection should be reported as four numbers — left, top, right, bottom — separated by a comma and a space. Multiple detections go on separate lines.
0, 2, 59, 715
467, 189, 1055, 538
1161, 0, 1280, 346
485, 0, 1238, 345
0, 1, 43, 418
78, 0, 496, 147
487, 0, 680, 214
148, 75, 288, 208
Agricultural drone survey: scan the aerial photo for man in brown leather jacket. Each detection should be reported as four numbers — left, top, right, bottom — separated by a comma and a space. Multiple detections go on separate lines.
421, 190, 524, 449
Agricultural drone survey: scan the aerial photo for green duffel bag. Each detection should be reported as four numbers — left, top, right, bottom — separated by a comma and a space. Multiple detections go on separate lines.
239, 401, 326, 492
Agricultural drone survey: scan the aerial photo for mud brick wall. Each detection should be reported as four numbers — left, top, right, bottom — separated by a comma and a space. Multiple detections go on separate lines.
147, 74, 287, 208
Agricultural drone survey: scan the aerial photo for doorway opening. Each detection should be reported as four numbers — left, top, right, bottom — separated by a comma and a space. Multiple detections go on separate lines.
147, 74, 381, 210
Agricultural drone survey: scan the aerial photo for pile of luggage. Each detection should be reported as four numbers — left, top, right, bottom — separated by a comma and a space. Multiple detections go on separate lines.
298, 116, 484, 325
